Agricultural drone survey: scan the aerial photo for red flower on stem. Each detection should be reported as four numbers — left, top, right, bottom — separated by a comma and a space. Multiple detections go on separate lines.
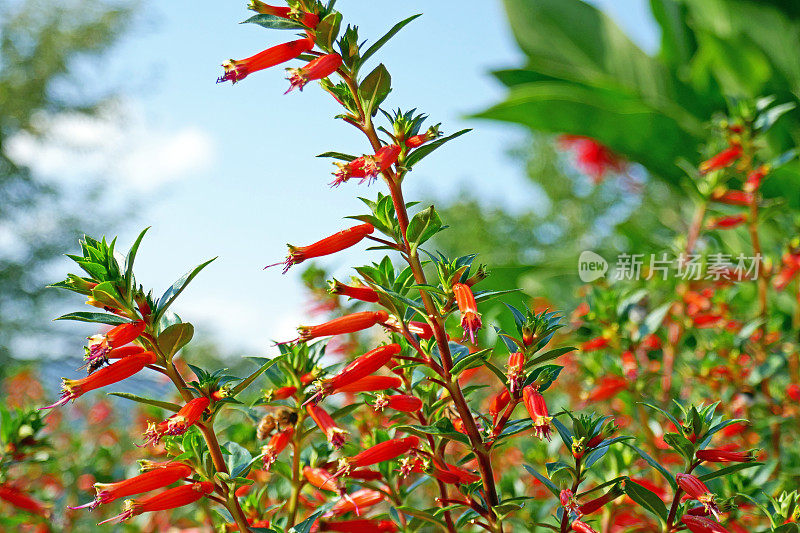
329, 488, 385, 517
329, 279, 380, 303
286, 53, 342, 93
489, 388, 511, 425
699, 144, 742, 175
311, 343, 400, 400
331, 145, 401, 187
70, 463, 192, 510
262, 427, 294, 470
581, 336, 608, 352
218, 37, 314, 84
571, 519, 599, 533
307, 403, 348, 448
41, 350, 157, 409
0, 484, 50, 518
405, 125, 441, 149
373, 394, 422, 413
141, 397, 210, 446
98, 482, 213, 524
266, 385, 298, 401
303, 466, 343, 494
681, 515, 731, 533
744, 165, 770, 193
506, 352, 525, 394
676, 473, 721, 519
336, 436, 419, 475
86, 320, 146, 364
558, 135, 624, 184
453, 282, 481, 344
267, 223, 375, 274
319, 518, 398, 532
585, 375, 627, 402
332, 375, 403, 394
706, 214, 747, 230
696, 449, 755, 463
523, 385, 552, 440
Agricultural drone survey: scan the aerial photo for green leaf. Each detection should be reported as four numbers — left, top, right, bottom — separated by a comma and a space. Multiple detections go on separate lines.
625, 443, 677, 490
359, 14, 422, 66
317, 151, 356, 162
289, 502, 336, 533
230, 358, 279, 397
54, 312, 130, 326
529, 346, 575, 366
625, 479, 668, 523
91, 281, 126, 309
523, 464, 559, 497
404, 129, 471, 168
698, 462, 762, 482
155, 258, 216, 321
316, 11, 342, 49
108, 392, 181, 412
358, 63, 391, 116
224, 442, 253, 478
157, 322, 194, 359
407, 206, 444, 251
241, 13, 305, 30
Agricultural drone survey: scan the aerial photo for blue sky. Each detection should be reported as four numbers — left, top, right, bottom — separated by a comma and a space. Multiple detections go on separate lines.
17, 0, 658, 354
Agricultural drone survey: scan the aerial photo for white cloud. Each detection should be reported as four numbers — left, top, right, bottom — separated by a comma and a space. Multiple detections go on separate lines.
4, 102, 216, 192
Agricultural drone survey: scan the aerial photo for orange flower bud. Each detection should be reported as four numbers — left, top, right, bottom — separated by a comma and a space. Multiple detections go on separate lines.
337, 437, 419, 475
373, 394, 422, 413
489, 388, 511, 425
506, 352, 525, 394
711, 188, 753, 206
303, 466, 342, 493
706, 214, 746, 230
41, 350, 157, 409
98, 482, 213, 524
329, 279, 380, 303
453, 283, 481, 344
218, 38, 313, 84
314, 343, 400, 399
329, 488, 385, 517
266, 386, 298, 401
744, 165, 770, 193
696, 449, 755, 463
523, 386, 551, 441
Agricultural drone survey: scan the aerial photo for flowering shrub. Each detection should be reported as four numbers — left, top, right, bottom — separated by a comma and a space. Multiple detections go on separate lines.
2, 2, 797, 532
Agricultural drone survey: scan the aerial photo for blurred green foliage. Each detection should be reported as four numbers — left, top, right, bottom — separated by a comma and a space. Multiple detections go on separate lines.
0, 0, 133, 370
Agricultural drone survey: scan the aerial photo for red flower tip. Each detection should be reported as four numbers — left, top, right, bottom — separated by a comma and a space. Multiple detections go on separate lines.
558, 135, 624, 183
330, 145, 401, 187
696, 448, 756, 463
307, 404, 348, 448
262, 427, 294, 470
85, 320, 146, 366
337, 436, 419, 476
70, 463, 193, 510
374, 394, 422, 413
141, 397, 210, 447
571, 519, 599, 533
267, 223, 374, 273
328, 279, 380, 303
453, 283, 481, 344
285, 53, 342, 93
706, 214, 747, 230
218, 38, 313, 84
523, 385, 551, 440
97, 482, 213, 525
676, 474, 720, 519
506, 352, 525, 394
681, 515, 731, 533
699, 144, 742, 175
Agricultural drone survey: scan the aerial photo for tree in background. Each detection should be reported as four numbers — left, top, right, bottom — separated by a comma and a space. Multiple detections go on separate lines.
0, 0, 132, 371
436, 0, 800, 306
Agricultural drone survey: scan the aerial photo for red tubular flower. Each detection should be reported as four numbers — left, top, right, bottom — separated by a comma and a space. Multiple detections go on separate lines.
98, 482, 213, 525
333, 375, 402, 394
337, 436, 419, 475
106, 345, 145, 360
286, 53, 342, 93
373, 394, 422, 413
676, 474, 720, 519
267, 385, 298, 401
41, 350, 157, 409
70, 463, 192, 510
432, 459, 480, 485
303, 466, 342, 493
773, 252, 800, 291
523, 386, 552, 440
699, 144, 742, 174
268, 223, 375, 274
331, 145, 402, 186
489, 388, 511, 425
558, 135, 624, 183
307, 404, 348, 448
320, 519, 398, 532
711, 188, 753, 206
788, 383, 800, 401
329, 488, 385, 516
248, 0, 319, 28
262, 427, 294, 470
218, 37, 313, 84
581, 336, 608, 352
453, 283, 482, 344
586, 375, 627, 402
86, 320, 146, 363
744, 165, 770, 192
681, 515, 731, 533
571, 520, 599, 533
578, 486, 624, 515
297, 309, 388, 342
506, 352, 525, 394
408, 320, 434, 339
314, 343, 400, 399
329, 279, 380, 303
696, 449, 755, 463
405, 125, 441, 149
141, 397, 210, 446
706, 214, 747, 230
621, 350, 638, 380
0, 485, 49, 517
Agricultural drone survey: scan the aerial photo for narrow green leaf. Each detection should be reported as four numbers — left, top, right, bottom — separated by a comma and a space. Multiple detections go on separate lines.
108, 392, 181, 412
230, 357, 279, 397
405, 129, 471, 167
241, 13, 305, 30
124, 227, 150, 298
317, 151, 357, 161
55, 312, 130, 326
625, 443, 677, 490
523, 464, 559, 497
625, 480, 668, 523
155, 258, 217, 321
698, 462, 762, 482
359, 14, 422, 66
